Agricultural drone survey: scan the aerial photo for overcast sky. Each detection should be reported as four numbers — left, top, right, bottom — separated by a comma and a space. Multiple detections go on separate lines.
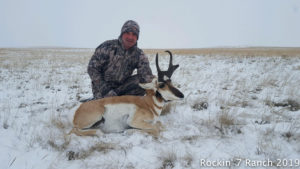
1, 0, 300, 48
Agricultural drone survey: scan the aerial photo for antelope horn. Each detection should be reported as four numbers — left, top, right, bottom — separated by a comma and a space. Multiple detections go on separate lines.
155, 51, 180, 82
156, 53, 164, 82
165, 50, 179, 79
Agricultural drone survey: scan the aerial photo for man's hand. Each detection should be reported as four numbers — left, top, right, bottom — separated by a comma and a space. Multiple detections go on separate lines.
104, 90, 117, 97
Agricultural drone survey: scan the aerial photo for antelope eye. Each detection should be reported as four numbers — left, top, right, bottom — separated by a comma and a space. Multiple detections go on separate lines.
159, 83, 165, 88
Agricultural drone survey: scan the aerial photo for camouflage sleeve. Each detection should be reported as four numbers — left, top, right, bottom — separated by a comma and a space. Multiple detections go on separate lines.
137, 50, 154, 83
87, 47, 112, 98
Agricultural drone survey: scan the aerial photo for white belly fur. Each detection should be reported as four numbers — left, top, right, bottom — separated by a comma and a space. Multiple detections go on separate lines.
100, 103, 136, 133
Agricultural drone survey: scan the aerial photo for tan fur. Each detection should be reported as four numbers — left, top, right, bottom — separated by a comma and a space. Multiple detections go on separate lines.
70, 89, 164, 137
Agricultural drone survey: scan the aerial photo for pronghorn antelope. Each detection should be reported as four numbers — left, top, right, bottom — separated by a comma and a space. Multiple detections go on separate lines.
69, 51, 184, 136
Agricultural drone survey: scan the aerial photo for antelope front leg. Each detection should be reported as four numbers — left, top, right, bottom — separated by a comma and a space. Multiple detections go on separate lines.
155, 121, 165, 131
129, 120, 160, 137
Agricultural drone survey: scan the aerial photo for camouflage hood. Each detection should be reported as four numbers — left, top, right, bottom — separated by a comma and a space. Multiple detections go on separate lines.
120, 20, 140, 39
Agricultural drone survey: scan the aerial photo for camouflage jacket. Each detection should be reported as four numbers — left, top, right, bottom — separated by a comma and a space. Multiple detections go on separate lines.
88, 37, 153, 98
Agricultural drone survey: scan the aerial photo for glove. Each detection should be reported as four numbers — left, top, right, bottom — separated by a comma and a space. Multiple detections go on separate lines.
104, 90, 117, 98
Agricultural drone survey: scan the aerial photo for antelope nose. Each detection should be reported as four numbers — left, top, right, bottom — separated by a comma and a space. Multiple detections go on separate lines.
179, 92, 184, 99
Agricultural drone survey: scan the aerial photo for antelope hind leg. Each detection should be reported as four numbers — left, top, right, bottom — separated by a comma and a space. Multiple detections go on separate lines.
72, 101, 106, 136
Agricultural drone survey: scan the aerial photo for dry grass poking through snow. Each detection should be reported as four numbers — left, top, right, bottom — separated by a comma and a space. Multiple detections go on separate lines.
1, 48, 300, 169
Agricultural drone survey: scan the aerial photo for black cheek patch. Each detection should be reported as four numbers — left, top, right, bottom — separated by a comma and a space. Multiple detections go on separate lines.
168, 85, 184, 99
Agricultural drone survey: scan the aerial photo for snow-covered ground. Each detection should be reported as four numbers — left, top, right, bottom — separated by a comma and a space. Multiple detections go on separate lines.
0, 48, 299, 169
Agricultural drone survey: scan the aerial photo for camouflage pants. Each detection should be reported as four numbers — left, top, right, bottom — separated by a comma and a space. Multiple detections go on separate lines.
92, 75, 145, 99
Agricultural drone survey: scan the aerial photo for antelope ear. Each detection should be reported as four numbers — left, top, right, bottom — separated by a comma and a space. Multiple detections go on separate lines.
139, 77, 157, 90
139, 83, 155, 90
152, 76, 158, 84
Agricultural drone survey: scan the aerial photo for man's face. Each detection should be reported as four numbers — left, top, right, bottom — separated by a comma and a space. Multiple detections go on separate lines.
122, 32, 138, 50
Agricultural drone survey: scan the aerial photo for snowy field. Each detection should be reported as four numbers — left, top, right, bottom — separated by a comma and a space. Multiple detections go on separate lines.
0, 48, 300, 169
